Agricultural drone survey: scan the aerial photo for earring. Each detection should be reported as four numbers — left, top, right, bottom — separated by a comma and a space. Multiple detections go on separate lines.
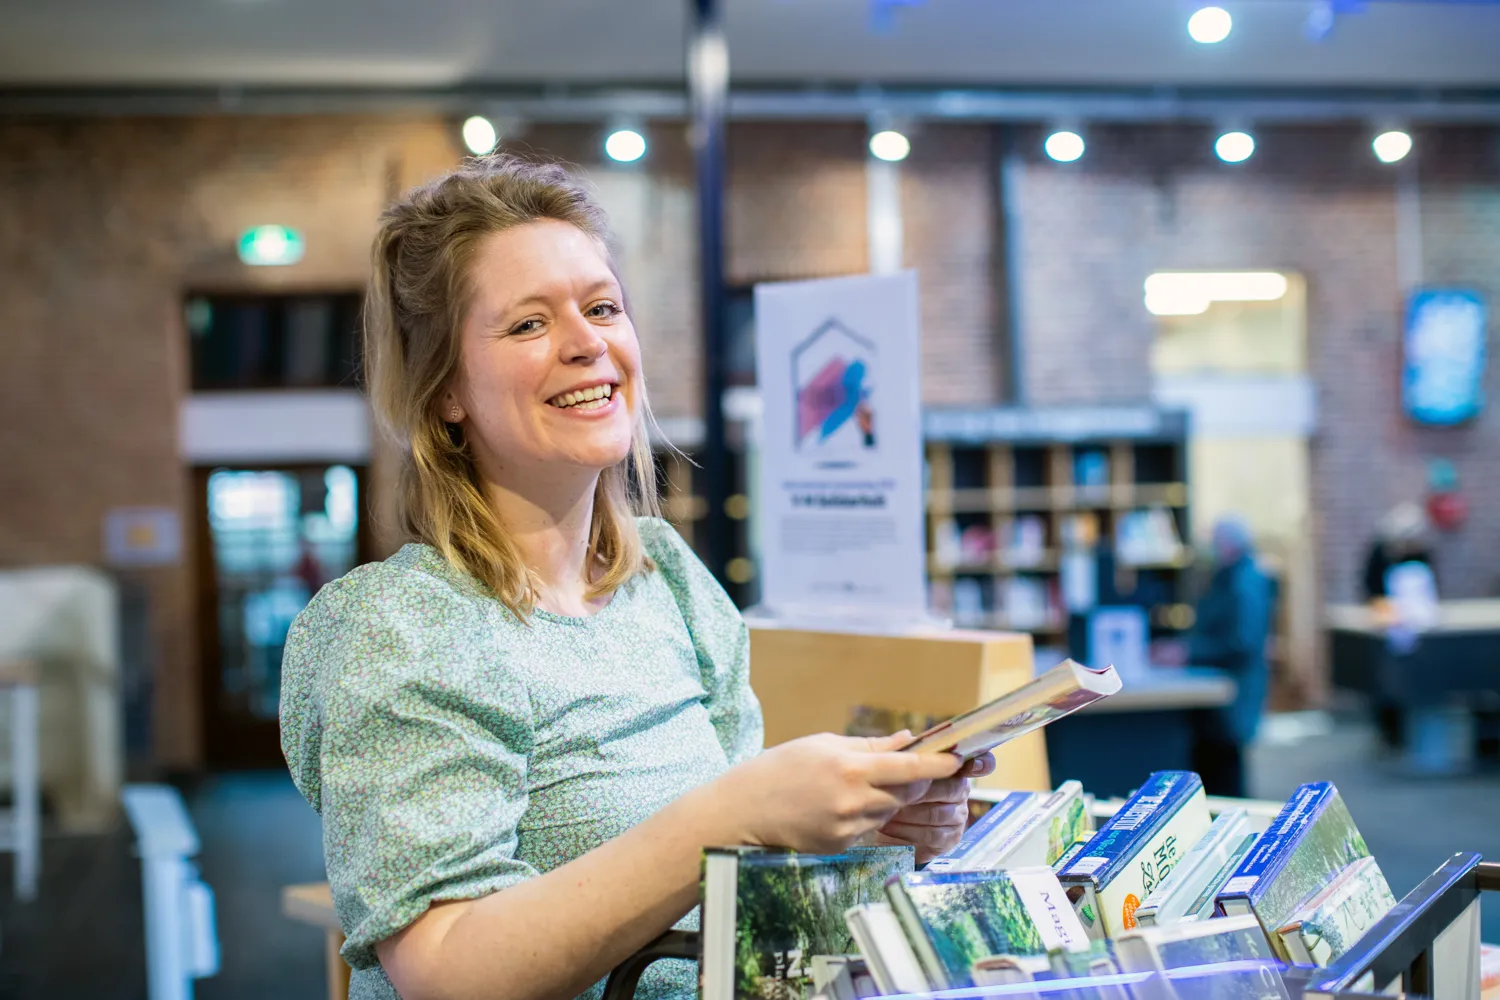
449, 409, 461, 421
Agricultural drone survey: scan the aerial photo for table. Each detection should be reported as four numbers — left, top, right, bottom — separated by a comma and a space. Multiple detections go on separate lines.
282, 883, 349, 1000
1041, 667, 1237, 799
1327, 600, 1500, 771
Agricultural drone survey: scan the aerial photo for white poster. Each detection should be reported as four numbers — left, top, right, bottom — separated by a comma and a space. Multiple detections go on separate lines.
753, 271, 926, 620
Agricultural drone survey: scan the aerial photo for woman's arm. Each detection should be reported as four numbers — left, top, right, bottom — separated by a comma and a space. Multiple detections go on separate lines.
378, 734, 963, 1000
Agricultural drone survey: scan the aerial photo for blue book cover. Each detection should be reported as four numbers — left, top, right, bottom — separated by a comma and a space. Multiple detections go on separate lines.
926, 791, 1034, 873
1216, 782, 1370, 946
1057, 771, 1204, 889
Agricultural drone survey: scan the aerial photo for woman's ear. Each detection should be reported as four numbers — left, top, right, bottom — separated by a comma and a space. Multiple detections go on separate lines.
441, 389, 465, 424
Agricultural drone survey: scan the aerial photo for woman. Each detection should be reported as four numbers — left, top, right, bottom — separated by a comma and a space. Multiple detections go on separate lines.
279, 156, 987, 1000
1188, 516, 1272, 798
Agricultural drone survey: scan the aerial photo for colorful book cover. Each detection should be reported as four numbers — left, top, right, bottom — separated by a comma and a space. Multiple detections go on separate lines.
983, 780, 1091, 869
1278, 857, 1396, 966
1057, 771, 1212, 938
926, 790, 1036, 873
701, 846, 914, 1000
1217, 782, 1371, 957
886, 867, 1087, 989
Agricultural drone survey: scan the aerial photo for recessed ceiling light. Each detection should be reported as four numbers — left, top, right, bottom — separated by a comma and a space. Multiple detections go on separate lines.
1044, 131, 1086, 163
1215, 130, 1255, 164
461, 116, 498, 155
1189, 6, 1233, 44
605, 129, 647, 163
1373, 130, 1413, 164
869, 130, 911, 162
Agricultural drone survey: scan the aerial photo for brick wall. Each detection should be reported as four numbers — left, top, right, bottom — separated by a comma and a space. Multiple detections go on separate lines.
1011, 124, 1500, 601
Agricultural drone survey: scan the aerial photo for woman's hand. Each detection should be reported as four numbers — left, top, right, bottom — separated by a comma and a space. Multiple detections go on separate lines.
875, 750, 996, 865
711, 732, 963, 856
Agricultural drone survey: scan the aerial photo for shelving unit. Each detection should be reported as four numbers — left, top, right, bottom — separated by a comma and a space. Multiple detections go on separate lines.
923, 407, 1196, 646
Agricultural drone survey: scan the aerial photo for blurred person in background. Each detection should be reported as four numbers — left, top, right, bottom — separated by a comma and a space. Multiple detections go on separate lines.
1188, 515, 1272, 797
1362, 502, 1436, 601
1361, 502, 1439, 749
277, 155, 989, 1000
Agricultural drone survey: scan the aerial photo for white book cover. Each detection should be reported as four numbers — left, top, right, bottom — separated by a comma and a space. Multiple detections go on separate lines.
1008, 867, 1092, 953
1278, 857, 1397, 966
1135, 808, 1252, 927
844, 902, 929, 996
980, 780, 1091, 869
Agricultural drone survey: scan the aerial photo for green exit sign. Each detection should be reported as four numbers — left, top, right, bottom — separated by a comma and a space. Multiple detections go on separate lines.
237, 225, 305, 266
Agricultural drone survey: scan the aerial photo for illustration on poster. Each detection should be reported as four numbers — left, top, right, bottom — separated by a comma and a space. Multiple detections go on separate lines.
792, 318, 878, 451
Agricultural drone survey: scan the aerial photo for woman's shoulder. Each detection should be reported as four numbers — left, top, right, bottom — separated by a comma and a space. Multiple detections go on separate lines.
294, 542, 497, 640
635, 516, 697, 574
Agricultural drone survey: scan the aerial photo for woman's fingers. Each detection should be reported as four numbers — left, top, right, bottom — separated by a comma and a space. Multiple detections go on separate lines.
958, 752, 997, 779
907, 776, 971, 805
877, 820, 962, 852
888, 800, 968, 827
856, 749, 962, 787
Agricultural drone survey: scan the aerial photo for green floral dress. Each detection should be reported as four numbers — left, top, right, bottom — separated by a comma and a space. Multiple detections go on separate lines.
280, 518, 763, 1000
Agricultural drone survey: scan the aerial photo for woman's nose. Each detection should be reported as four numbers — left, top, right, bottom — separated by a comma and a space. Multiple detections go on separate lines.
557, 310, 608, 364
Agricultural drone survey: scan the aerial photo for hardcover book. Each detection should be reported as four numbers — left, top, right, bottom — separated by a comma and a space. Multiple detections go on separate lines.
926, 790, 1037, 874
1275, 856, 1396, 966
901, 658, 1122, 762
980, 780, 1092, 870
700, 846, 914, 1000
1216, 782, 1371, 960
1056, 771, 1212, 939
886, 867, 1089, 989
1135, 808, 1252, 928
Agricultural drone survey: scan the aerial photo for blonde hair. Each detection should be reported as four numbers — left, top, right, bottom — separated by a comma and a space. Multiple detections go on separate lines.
364, 154, 660, 616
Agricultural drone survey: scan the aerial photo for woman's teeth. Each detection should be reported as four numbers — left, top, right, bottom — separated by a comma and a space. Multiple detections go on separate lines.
550, 384, 615, 409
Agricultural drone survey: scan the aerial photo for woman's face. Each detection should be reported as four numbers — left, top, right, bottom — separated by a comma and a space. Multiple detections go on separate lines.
447, 219, 641, 480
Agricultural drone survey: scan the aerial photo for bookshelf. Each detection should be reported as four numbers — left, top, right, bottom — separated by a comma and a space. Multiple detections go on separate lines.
922, 407, 1196, 646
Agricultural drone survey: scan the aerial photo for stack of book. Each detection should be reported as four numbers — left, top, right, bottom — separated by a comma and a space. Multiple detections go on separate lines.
699, 775, 1444, 999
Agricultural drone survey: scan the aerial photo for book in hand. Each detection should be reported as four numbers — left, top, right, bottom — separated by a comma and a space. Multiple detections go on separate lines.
700, 845, 913, 1000
900, 658, 1121, 762
1134, 808, 1253, 928
1275, 856, 1396, 966
885, 866, 1091, 989
1056, 771, 1213, 939
1216, 782, 1372, 961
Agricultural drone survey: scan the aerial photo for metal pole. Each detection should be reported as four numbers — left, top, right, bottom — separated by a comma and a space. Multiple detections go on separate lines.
689, 0, 732, 582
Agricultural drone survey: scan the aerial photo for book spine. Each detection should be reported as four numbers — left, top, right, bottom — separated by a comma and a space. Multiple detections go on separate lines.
1216, 782, 1336, 911
1187, 832, 1259, 920
885, 882, 953, 991
926, 792, 1033, 873
1093, 788, 1212, 936
986, 781, 1085, 869
1057, 772, 1205, 890
699, 852, 740, 1000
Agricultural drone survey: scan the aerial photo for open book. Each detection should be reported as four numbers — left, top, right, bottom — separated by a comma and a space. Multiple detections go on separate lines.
900, 658, 1121, 761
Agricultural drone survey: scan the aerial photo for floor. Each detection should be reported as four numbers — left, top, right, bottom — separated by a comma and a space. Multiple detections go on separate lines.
0, 712, 1495, 998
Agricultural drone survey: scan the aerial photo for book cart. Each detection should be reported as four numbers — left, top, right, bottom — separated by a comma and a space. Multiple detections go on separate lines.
601, 835, 1497, 1000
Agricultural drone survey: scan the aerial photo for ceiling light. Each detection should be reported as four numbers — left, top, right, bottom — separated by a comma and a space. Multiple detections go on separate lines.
1373, 130, 1413, 164
869, 129, 911, 162
1215, 130, 1255, 164
1044, 130, 1086, 163
461, 116, 498, 155
605, 128, 647, 163
237, 225, 304, 267
1188, 6, 1233, 44
1144, 271, 1288, 316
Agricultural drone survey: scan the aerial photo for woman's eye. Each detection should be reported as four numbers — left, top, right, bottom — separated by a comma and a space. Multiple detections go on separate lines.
587, 301, 621, 320
508, 319, 542, 336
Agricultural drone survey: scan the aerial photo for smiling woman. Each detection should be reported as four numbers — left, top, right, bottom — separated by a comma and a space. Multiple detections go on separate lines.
277, 155, 986, 1000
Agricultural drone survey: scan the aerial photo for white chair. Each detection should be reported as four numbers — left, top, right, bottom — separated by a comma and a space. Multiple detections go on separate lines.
0, 659, 39, 901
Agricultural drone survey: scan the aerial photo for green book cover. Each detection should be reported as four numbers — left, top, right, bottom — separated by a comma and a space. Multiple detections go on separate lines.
713, 846, 914, 1000
886, 869, 1055, 988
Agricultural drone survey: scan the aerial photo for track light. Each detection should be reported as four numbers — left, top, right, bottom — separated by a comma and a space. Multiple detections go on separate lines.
1373, 130, 1413, 164
1215, 130, 1255, 164
869, 129, 911, 162
1044, 130, 1086, 163
605, 128, 647, 163
462, 116, 498, 155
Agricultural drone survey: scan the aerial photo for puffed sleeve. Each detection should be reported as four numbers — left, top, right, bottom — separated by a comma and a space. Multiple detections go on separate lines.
280, 566, 539, 970
637, 517, 764, 766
